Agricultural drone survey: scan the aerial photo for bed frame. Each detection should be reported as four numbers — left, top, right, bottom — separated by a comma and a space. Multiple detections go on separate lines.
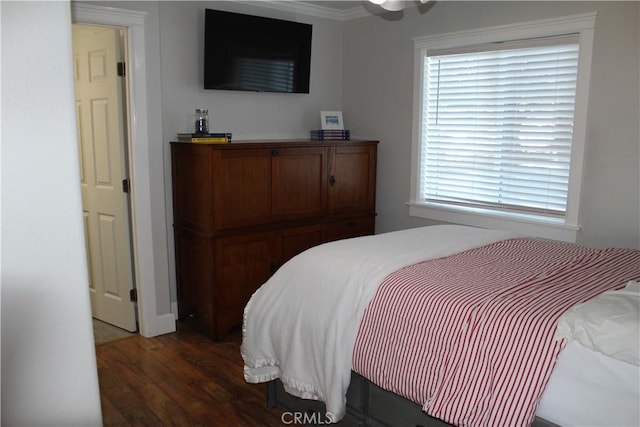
267, 372, 560, 427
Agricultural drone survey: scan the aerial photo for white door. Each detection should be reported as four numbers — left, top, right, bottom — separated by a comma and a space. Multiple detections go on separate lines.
73, 24, 137, 332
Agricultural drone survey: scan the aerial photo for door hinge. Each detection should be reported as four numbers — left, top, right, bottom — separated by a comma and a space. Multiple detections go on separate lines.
117, 61, 126, 77
129, 288, 137, 303
122, 178, 130, 193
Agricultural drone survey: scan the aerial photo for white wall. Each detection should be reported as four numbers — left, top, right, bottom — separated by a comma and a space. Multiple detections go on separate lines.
1, 1, 102, 425
343, 1, 640, 249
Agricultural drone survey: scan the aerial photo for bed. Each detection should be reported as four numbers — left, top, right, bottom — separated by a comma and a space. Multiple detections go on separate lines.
242, 225, 640, 426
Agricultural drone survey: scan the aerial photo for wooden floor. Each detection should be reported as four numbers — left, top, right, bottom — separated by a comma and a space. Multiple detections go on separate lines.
96, 321, 284, 426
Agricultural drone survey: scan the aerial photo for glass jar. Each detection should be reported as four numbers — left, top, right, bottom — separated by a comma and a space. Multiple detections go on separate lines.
195, 108, 209, 134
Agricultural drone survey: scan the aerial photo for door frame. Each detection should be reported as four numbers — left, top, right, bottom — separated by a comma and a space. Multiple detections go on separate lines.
72, 3, 175, 337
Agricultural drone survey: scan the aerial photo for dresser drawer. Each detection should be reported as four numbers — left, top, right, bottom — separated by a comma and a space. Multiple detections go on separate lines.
324, 216, 375, 242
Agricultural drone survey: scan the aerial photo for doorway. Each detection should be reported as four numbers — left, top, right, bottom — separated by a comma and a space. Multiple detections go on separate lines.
72, 3, 176, 339
72, 23, 138, 333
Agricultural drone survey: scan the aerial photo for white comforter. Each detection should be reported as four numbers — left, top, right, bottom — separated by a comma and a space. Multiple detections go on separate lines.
241, 225, 516, 422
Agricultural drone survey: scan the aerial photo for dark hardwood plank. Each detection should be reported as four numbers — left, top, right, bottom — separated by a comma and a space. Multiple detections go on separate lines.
96, 321, 284, 426
100, 393, 131, 427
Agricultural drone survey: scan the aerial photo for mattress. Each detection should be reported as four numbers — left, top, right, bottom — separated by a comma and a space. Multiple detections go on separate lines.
539, 279, 640, 426
537, 341, 640, 426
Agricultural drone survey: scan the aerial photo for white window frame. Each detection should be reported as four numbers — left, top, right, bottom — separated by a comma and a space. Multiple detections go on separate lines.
409, 12, 596, 243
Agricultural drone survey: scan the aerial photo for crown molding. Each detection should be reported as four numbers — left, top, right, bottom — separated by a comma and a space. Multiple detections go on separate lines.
72, 3, 147, 24
242, 1, 370, 21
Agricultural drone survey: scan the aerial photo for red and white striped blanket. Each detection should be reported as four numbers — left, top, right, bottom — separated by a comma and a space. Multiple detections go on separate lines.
353, 238, 640, 427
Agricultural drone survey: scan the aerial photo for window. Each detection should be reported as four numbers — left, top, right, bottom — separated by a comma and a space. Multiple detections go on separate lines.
409, 13, 596, 242
423, 39, 578, 217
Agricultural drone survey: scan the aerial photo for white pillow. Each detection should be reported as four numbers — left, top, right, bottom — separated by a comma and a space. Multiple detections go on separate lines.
555, 280, 639, 366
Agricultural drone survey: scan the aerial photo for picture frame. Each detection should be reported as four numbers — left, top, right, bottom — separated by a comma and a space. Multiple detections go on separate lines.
320, 111, 344, 130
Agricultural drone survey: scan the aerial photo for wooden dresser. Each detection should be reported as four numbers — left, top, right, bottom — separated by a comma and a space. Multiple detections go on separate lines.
171, 139, 378, 339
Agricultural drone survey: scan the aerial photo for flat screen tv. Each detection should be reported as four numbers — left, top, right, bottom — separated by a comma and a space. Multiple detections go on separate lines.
204, 9, 312, 94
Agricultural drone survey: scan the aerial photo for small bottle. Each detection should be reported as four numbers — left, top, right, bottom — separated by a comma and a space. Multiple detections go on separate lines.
195, 108, 209, 134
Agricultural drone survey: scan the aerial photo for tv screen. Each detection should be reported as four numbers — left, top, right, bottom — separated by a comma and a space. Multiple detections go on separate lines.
204, 9, 312, 94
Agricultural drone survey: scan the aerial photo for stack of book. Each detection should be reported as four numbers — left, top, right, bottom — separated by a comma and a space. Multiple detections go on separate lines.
310, 129, 350, 141
177, 132, 232, 143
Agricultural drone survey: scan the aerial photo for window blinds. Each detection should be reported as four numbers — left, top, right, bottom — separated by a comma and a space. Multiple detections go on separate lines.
420, 38, 579, 217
